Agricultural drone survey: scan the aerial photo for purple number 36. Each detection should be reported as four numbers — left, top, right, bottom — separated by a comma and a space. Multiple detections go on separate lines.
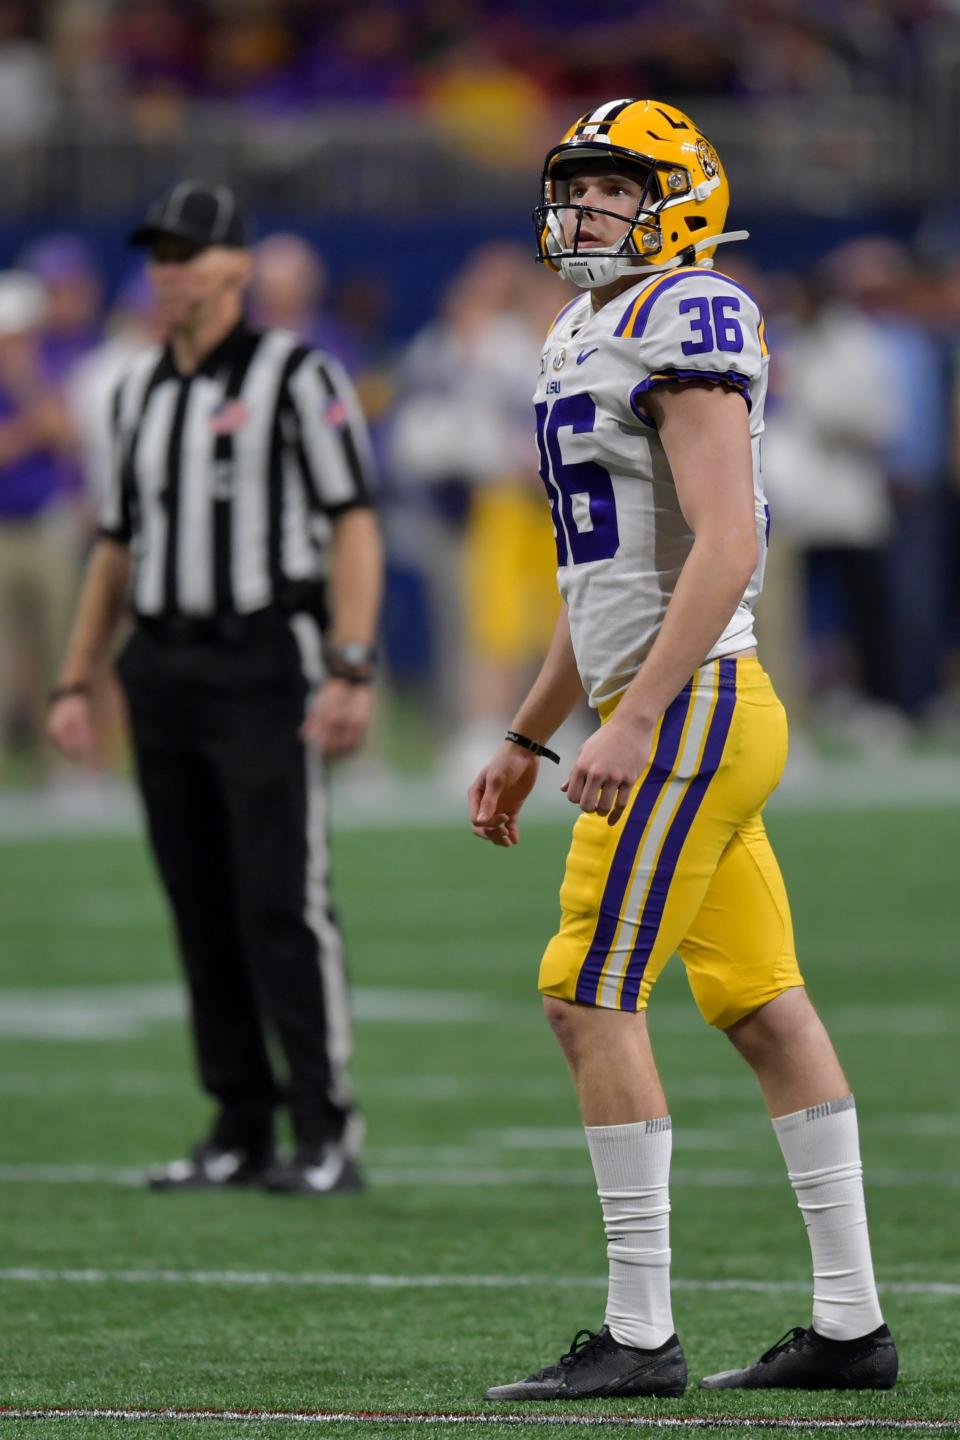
679, 295, 744, 355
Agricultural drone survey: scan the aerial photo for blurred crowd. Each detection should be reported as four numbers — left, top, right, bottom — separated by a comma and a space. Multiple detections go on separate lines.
4, 225, 960, 790
1, 0, 957, 146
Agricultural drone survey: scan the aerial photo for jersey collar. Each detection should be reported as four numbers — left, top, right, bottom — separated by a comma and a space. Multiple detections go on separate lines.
161, 317, 258, 381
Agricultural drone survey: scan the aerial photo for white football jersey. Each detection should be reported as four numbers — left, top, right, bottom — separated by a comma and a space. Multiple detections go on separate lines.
534, 266, 770, 707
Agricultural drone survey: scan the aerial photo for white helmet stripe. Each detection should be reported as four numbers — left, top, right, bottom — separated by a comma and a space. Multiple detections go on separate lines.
577, 97, 634, 137
584, 97, 632, 124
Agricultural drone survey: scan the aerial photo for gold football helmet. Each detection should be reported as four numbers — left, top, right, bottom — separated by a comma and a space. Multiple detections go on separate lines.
534, 99, 748, 289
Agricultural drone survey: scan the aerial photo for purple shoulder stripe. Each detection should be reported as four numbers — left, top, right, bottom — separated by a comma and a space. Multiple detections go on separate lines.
616, 272, 695, 339
613, 289, 644, 338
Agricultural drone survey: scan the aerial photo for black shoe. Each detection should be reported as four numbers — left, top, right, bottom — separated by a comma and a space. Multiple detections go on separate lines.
700, 1323, 898, 1390
263, 1109, 365, 1195
262, 1143, 365, 1195
146, 1142, 272, 1191
484, 1326, 687, 1401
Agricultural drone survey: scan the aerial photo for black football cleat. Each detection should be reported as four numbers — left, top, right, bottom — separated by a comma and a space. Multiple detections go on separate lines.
147, 1142, 272, 1191
262, 1143, 365, 1195
484, 1326, 687, 1401
264, 1111, 365, 1195
699, 1323, 898, 1390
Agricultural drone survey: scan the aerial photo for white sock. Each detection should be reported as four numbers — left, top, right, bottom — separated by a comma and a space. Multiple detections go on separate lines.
773, 1096, 884, 1340
584, 1118, 674, 1350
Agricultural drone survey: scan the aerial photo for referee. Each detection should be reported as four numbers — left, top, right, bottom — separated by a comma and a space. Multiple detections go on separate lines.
47, 183, 383, 1195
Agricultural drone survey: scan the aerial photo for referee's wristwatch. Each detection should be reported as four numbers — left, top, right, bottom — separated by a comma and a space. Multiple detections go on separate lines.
325, 642, 377, 685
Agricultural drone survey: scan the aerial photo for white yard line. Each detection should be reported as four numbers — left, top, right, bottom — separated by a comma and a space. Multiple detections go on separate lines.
1, 1162, 960, 1190
0, 1267, 956, 1298
5, 754, 960, 841
0, 1072, 178, 1097
1, 1408, 958, 1430
0, 984, 954, 1042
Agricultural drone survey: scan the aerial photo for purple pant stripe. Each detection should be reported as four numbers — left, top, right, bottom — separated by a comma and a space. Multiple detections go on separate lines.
573, 685, 694, 1006
618, 658, 739, 1013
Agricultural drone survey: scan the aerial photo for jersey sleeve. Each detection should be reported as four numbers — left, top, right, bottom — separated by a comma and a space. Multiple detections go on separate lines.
285, 349, 376, 514
624, 274, 765, 422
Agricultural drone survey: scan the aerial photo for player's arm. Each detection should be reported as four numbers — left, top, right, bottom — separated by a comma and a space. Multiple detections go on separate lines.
565, 382, 757, 822
510, 602, 584, 747
46, 537, 132, 763
469, 605, 583, 847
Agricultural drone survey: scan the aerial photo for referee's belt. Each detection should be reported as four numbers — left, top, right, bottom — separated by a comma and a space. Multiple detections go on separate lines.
135, 586, 328, 646
136, 613, 266, 646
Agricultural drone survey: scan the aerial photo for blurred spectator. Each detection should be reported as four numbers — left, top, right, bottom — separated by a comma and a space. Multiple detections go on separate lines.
19, 234, 105, 526
388, 242, 562, 779
0, 0, 57, 141
202, 4, 298, 111
0, 271, 80, 778
19, 234, 104, 382
45, 0, 113, 118
762, 255, 904, 744
0, 0, 953, 137
103, 0, 199, 138
421, 37, 549, 171
718, 255, 811, 731
300, 5, 413, 106
250, 232, 363, 371
824, 239, 951, 722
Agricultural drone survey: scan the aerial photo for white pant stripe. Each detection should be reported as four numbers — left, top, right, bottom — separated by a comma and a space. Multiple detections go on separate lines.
288, 616, 353, 1108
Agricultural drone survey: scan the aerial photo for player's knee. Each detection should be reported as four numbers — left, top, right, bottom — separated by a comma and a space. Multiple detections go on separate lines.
723, 984, 811, 1055
542, 993, 587, 1063
543, 992, 573, 1036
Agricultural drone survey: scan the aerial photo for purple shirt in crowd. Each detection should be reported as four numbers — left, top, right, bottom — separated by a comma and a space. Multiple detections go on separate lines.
0, 386, 68, 521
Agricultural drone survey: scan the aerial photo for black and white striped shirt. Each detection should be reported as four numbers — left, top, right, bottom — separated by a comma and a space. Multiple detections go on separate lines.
99, 320, 374, 617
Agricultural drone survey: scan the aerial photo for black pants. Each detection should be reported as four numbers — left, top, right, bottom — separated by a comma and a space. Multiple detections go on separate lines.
117, 608, 352, 1154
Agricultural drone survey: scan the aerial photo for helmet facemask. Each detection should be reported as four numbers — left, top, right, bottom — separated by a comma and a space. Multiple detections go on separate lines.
535, 153, 669, 289
533, 134, 743, 290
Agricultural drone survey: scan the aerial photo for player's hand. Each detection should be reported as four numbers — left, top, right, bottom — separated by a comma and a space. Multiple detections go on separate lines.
46, 694, 97, 764
301, 679, 373, 758
563, 715, 654, 825
468, 742, 540, 847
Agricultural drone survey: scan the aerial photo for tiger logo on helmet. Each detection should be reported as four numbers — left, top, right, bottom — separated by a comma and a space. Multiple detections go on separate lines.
534, 99, 748, 290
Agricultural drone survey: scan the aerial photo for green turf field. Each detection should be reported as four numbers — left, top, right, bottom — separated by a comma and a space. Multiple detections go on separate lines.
1, 805, 958, 1438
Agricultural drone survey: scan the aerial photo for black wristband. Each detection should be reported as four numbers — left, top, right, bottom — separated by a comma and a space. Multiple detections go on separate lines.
48, 682, 91, 706
505, 730, 560, 764
327, 669, 373, 686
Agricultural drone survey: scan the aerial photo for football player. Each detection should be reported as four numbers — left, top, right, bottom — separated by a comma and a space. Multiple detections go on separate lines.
469, 99, 897, 1400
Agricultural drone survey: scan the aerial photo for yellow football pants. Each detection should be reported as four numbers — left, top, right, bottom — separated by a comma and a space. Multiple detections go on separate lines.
538, 657, 802, 1028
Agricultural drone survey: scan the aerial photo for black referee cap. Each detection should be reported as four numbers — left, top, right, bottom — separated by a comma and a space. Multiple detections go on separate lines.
128, 181, 249, 250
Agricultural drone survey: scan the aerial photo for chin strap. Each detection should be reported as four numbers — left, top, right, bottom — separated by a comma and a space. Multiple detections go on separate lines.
555, 228, 751, 289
